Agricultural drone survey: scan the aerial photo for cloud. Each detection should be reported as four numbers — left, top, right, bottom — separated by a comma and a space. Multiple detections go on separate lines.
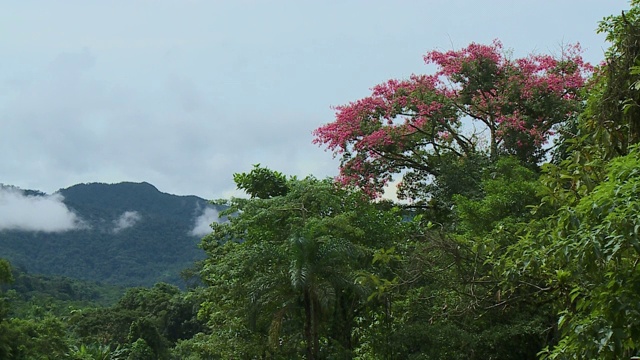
190, 207, 221, 237
113, 211, 141, 233
0, 45, 339, 201
0, 187, 85, 232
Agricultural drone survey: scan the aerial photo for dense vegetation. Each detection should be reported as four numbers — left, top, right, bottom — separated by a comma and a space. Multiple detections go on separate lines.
2, 2, 640, 358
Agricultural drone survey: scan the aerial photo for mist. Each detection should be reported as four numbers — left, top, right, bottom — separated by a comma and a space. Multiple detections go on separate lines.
0, 187, 85, 232
112, 210, 141, 233
190, 207, 220, 237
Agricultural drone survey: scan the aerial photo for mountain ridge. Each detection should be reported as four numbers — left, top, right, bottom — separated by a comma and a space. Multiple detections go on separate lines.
0, 181, 223, 287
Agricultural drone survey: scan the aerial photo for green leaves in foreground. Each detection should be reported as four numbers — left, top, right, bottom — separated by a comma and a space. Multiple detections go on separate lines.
518, 146, 640, 359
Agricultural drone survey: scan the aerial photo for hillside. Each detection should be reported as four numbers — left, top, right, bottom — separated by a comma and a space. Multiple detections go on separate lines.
0, 182, 222, 287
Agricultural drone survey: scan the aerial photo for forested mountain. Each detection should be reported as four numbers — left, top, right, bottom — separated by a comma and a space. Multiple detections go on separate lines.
0, 182, 222, 287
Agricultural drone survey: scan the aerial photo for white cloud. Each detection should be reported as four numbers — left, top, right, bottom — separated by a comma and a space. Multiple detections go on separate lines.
0, 187, 85, 232
113, 211, 141, 233
190, 207, 221, 237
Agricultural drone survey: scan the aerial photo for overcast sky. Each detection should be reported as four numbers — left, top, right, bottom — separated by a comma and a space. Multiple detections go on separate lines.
0, 0, 630, 200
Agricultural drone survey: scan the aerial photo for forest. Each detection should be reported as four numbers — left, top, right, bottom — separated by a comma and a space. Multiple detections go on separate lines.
2, 2, 640, 359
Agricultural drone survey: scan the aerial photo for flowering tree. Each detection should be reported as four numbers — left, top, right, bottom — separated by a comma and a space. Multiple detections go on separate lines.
313, 40, 592, 200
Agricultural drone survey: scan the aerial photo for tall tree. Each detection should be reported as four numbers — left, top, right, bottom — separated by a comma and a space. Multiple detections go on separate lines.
197, 167, 410, 359
313, 41, 591, 202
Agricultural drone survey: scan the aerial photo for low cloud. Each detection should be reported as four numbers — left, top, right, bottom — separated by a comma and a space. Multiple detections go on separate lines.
0, 187, 85, 232
113, 211, 141, 233
190, 207, 221, 237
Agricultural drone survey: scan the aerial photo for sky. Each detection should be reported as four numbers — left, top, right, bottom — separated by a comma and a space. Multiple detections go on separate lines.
0, 0, 631, 201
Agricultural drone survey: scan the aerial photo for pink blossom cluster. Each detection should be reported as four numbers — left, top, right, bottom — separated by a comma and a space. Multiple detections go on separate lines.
424, 39, 505, 78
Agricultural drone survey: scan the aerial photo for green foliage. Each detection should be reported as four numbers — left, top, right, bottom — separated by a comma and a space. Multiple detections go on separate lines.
127, 338, 154, 360
528, 146, 640, 358
0, 259, 13, 324
233, 164, 289, 199
68, 343, 113, 360
398, 151, 490, 220
3, 268, 125, 315
454, 156, 540, 236
128, 317, 167, 359
584, 1, 640, 156
70, 282, 204, 359
198, 173, 411, 359
378, 156, 551, 359
0, 313, 71, 360
0, 259, 13, 285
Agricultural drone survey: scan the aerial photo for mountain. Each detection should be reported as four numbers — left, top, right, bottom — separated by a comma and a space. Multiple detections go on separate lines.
0, 182, 222, 287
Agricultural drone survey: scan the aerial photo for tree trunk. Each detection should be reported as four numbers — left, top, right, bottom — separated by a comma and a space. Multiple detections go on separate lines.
311, 295, 320, 359
628, 98, 640, 147
489, 123, 498, 161
304, 288, 315, 360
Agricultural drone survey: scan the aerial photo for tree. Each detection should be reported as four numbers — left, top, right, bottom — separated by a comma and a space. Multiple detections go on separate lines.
0, 259, 14, 358
197, 167, 410, 359
233, 164, 288, 199
587, 1, 640, 156
313, 40, 591, 202
0, 259, 12, 286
